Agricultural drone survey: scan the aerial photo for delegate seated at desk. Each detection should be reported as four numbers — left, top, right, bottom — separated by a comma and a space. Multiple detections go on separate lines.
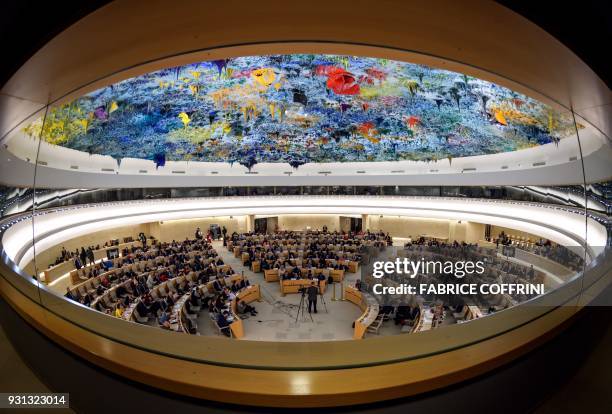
236, 298, 257, 316
394, 306, 420, 325
158, 310, 171, 329
216, 311, 232, 337
212, 277, 223, 292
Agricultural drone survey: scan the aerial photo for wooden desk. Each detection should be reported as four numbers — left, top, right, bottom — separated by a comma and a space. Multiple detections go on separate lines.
345, 286, 380, 339
237, 284, 261, 304
205, 273, 244, 293
345, 286, 365, 309
56, 239, 142, 285
330, 269, 344, 282
122, 300, 138, 321
280, 278, 326, 295
412, 307, 433, 332
229, 285, 261, 339
467, 305, 483, 320
264, 269, 279, 282
171, 293, 191, 332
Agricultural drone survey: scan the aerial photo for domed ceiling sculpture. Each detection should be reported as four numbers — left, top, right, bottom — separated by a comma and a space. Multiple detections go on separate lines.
23, 54, 578, 169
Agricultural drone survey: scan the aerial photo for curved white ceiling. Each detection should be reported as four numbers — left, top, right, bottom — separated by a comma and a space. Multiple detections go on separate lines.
1, 123, 609, 187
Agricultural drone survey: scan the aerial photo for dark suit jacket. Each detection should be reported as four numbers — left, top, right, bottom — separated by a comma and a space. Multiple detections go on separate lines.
307, 285, 318, 301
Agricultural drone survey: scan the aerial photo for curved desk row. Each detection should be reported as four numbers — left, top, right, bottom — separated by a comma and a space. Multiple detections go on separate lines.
264, 266, 343, 283
345, 286, 380, 339
66, 239, 145, 284
228, 285, 262, 338
124, 274, 254, 333
70, 249, 223, 299
280, 278, 327, 295
258, 261, 353, 280
40, 238, 143, 284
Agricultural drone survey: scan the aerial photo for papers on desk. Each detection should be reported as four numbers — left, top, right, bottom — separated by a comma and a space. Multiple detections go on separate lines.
468, 305, 483, 319
123, 302, 138, 320
413, 308, 434, 332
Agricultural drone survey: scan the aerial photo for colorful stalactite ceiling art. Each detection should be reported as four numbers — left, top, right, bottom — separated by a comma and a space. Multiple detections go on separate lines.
23, 54, 579, 169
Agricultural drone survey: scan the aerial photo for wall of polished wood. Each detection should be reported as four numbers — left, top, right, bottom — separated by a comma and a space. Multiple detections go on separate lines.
0, 270, 584, 407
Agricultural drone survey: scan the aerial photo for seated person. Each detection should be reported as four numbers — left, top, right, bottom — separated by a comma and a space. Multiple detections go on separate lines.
135, 281, 148, 296
96, 284, 106, 296
213, 295, 225, 313
238, 278, 250, 290
236, 298, 257, 316
189, 287, 202, 307
225, 288, 236, 302
80, 293, 92, 306
65, 287, 76, 301
115, 284, 129, 298
95, 300, 107, 313
146, 274, 156, 289
216, 311, 231, 337
212, 276, 223, 292
393, 305, 410, 325
121, 295, 131, 307
114, 303, 125, 318
184, 300, 197, 318
135, 300, 150, 319
100, 275, 110, 288
158, 311, 171, 329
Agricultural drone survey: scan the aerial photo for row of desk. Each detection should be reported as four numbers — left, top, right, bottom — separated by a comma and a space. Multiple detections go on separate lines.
227, 285, 262, 338
279, 278, 327, 295
122, 272, 250, 333
40, 238, 143, 284
247, 256, 359, 275
344, 286, 380, 339
70, 247, 220, 298
263, 267, 345, 283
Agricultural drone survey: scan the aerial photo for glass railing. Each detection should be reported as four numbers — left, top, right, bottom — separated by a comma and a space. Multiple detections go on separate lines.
0, 50, 610, 371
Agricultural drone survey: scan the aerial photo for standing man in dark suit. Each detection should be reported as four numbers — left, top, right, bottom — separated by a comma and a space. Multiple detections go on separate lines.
307, 282, 318, 314
139, 232, 147, 247
79, 247, 87, 267
86, 246, 95, 266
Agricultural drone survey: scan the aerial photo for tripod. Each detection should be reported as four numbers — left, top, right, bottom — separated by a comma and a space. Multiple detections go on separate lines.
295, 290, 313, 323
318, 282, 328, 313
